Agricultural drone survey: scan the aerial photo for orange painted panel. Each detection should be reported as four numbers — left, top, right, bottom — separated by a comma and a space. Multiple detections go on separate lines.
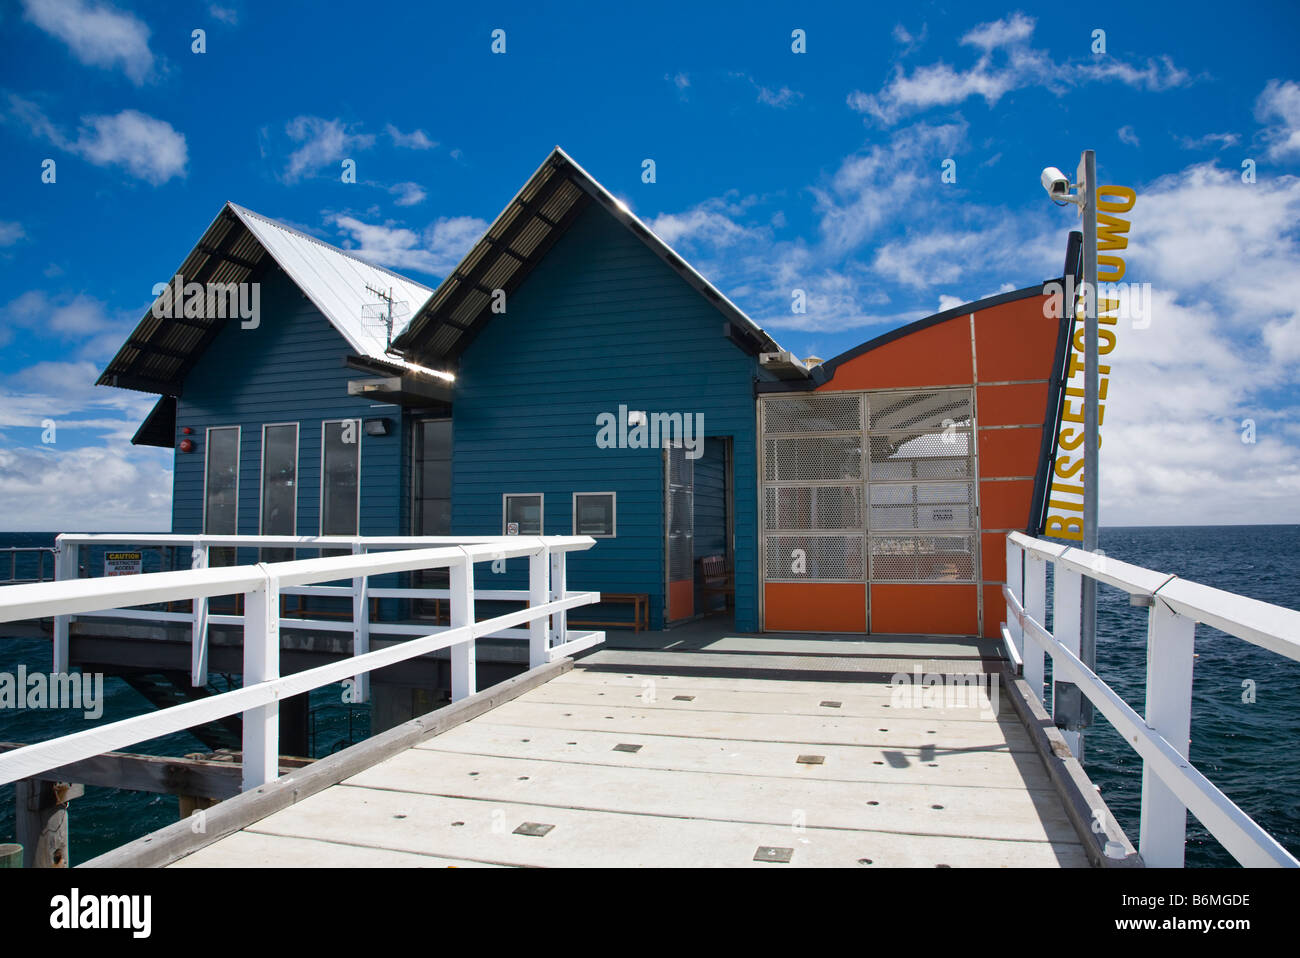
668, 579, 694, 621
974, 296, 1060, 382
982, 532, 1008, 582
976, 382, 1048, 427
978, 427, 1043, 478
982, 585, 1006, 638
870, 584, 978, 636
820, 318, 972, 391
765, 582, 865, 632
979, 479, 1035, 531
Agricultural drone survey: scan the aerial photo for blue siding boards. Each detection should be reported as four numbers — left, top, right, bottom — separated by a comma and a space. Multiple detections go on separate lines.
171, 264, 404, 548
451, 203, 769, 630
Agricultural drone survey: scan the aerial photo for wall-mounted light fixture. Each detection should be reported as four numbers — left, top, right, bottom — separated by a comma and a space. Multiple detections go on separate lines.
364, 417, 391, 436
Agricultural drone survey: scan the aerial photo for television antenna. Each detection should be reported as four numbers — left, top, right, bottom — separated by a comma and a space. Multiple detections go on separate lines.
362, 284, 411, 352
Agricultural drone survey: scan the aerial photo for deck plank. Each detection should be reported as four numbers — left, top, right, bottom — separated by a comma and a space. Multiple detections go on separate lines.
234, 786, 1088, 868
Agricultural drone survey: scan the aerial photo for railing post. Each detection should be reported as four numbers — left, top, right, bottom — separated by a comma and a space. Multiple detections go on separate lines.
1140, 601, 1196, 867
1023, 552, 1047, 703
449, 552, 476, 702
52, 539, 77, 675
241, 570, 280, 791
550, 548, 568, 646
191, 540, 209, 687
351, 539, 370, 703
1052, 564, 1083, 756
1005, 538, 1023, 660
529, 542, 551, 668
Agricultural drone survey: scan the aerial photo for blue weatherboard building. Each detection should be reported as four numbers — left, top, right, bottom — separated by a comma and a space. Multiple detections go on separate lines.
101, 149, 805, 632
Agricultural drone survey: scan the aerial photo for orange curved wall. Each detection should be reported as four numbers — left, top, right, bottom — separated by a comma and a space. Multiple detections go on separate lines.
762, 293, 1062, 638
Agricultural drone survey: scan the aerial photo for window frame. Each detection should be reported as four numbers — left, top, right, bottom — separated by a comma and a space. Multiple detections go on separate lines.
201, 424, 241, 535
259, 421, 300, 538
572, 491, 617, 538
502, 492, 544, 536
319, 418, 363, 537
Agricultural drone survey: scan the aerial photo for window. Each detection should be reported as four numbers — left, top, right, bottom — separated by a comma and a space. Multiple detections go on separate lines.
573, 492, 616, 537
412, 418, 451, 536
321, 419, 361, 536
204, 425, 240, 567
260, 423, 298, 562
503, 493, 543, 535
204, 426, 240, 534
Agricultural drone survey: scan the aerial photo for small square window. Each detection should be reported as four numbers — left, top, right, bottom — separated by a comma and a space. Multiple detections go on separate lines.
504, 493, 543, 535
573, 492, 616, 538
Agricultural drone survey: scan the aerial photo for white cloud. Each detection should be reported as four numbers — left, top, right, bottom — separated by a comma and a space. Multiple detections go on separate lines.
21, 0, 155, 85
282, 116, 374, 183
0, 443, 172, 531
849, 15, 1190, 125
0, 290, 134, 356
330, 213, 488, 277
1255, 79, 1300, 160
209, 4, 238, 25
384, 123, 436, 150
960, 12, 1035, 51
1118, 125, 1140, 147
389, 181, 427, 206
73, 110, 188, 184
648, 196, 766, 249
4, 96, 187, 184
665, 72, 690, 99
0, 221, 25, 246
1176, 131, 1239, 151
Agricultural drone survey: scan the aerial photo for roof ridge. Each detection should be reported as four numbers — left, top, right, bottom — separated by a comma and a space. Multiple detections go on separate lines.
226, 201, 436, 294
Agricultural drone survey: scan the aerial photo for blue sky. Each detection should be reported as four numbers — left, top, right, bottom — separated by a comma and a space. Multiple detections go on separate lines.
1, 0, 1298, 529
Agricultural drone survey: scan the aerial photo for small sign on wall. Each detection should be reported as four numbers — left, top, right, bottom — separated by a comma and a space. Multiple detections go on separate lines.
105, 551, 143, 576
506, 522, 519, 536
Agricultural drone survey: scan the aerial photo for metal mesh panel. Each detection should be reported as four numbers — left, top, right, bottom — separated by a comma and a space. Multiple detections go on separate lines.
869, 390, 972, 433
764, 486, 863, 531
766, 535, 864, 581
764, 437, 863, 481
869, 482, 974, 531
869, 433, 972, 480
763, 394, 862, 434
870, 535, 976, 582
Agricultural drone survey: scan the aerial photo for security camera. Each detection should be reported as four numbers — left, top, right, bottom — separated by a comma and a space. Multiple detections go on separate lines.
1041, 166, 1072, 199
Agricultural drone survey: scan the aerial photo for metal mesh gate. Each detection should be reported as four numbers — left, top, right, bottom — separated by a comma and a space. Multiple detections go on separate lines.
760, 388, 977, 630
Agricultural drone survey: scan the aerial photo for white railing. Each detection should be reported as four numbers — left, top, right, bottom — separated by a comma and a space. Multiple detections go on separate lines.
1002, 531, 1300, 868
0, 535, 601, 793
1, 547, 56, 585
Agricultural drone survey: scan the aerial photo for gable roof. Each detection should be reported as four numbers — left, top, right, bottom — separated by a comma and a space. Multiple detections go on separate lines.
391, 146, 790, 365
98, 202, 445, 396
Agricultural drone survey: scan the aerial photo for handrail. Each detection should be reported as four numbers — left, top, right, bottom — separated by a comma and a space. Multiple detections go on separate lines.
0, 546, 57, 585
0, 535, 601, 793
1002, 531, 1300, 868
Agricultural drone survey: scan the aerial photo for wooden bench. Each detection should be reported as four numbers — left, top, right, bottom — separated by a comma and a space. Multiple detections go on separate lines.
570, 592, 649, 633
697, 554, 734, 611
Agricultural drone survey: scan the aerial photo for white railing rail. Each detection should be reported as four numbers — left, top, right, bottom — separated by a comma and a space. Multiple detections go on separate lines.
1, 546, 57, 585
1001, 530, 1300, 868
0, 535, 601, 793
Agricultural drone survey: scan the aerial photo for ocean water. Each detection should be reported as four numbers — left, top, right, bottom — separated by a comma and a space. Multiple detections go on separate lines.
0, 526, 1297, 866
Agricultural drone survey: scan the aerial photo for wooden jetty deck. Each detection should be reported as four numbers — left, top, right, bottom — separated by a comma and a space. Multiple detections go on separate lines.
98, 626, 1126, 869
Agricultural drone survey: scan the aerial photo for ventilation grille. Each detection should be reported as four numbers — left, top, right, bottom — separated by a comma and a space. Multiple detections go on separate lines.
765, 535, 865, 581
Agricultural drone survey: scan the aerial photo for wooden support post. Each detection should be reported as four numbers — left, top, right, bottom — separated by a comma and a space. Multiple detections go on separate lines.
550, 549, 568, 645
0, 843, 21, 868
529, 544, 550, 668
1140, 601, 1196, 867
52, 540, 78, 674
1023, 553, 1047, 703
15, 780, 82, 868
191, 540, 209, 686
351, 540, 370, 703
449, 554, 475, 702
241, 575, 280, 791
1052, 565, 1083, 756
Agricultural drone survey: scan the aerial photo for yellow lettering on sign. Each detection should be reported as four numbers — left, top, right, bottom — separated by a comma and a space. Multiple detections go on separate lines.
1097, 213, 1131, 251
1097, 185, 1136, 213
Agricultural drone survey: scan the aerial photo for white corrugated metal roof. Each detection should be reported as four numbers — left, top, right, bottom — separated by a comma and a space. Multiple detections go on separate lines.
227, 203, 450, 380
